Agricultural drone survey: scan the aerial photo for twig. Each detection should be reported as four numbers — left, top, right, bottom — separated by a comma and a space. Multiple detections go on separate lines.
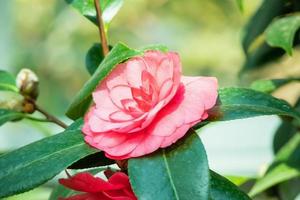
25, 116, 51, 122
94, 0, 109, 56
65, 169, 72, 178
35, 104, 67, 129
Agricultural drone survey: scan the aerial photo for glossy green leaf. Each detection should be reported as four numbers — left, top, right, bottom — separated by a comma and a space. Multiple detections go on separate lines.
273, 98, 300, 153
241, 0, 295, 71
66, 43, 142, 119
66, 118, 84, 131
208, 88, 300, 122
65, 0, 123, 30
0, 70, 18, 92
0, 109, 24, 127
242, 0, 286, 53
210, 171, 251, 200
250, 78, 300, 93
85, 43, 114, 75
250, 133, 300, 196
0, 129, 98, 198
128, 130, 209, 200
266, 14, 300, 55
85, 43, 105, 75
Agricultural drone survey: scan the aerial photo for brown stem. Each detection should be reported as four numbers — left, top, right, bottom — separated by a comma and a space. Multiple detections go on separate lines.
94, 0, 109, 56
35, 104, 68, 129
65, 169, 72, 178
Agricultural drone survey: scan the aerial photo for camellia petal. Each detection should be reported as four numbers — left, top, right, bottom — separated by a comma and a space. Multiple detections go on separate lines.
82, 50, 218, 159
59, 172, 137, 200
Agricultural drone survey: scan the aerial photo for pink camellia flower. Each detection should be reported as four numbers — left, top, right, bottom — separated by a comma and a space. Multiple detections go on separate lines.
59, 172, 137, 200
82, 50, 218, 159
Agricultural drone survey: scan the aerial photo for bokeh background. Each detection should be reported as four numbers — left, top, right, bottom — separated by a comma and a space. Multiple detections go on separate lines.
1, 0, 300, 199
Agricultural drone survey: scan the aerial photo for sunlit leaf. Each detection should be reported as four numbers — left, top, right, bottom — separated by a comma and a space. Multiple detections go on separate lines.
266, 14, 300, 55
65, 0, 123, 30
250, 78, 300, 93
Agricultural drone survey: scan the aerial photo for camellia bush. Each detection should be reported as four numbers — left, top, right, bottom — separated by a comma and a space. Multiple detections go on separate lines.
1, 0, 300, 199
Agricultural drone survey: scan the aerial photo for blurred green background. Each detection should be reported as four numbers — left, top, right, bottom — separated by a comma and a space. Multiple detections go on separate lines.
2, 0, 295, 199
0, 0, 262, 116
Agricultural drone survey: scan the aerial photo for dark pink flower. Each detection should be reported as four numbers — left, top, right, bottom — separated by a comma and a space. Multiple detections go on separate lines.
59, 172, 137, 200
82, 50, 218, 159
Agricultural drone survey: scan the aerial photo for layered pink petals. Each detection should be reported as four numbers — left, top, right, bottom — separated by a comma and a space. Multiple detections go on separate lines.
59, 172, 137, 200
82, 50, 218, 159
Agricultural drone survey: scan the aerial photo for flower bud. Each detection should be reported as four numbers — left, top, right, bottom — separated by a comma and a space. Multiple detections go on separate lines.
16, 68, 39, 100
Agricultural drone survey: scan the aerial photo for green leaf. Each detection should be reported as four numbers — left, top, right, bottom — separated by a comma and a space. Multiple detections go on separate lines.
266, 14, 300, 55
128, 130, 209, 200
210, 171, 251, 200
208, 88, 300, 122
250, 78, 300, 93
225, 175, 251, 186
66, 43, 142, 120
85, 43, 105, 75
241, 42, 285, 71
0, 70, 18, 92
273, 119, 298, 153
242, 0, 287, 53
66, 118, 84, 131
273, 98, 300, 153
0, 129, 99, 198
85, 44, 114, 75
240, 0, 297, 71
249, 133, 300, 197
278, 178, 300, 200
49, 187, 77, 200
0, 109, 24, 127
65, 0, 123, 30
